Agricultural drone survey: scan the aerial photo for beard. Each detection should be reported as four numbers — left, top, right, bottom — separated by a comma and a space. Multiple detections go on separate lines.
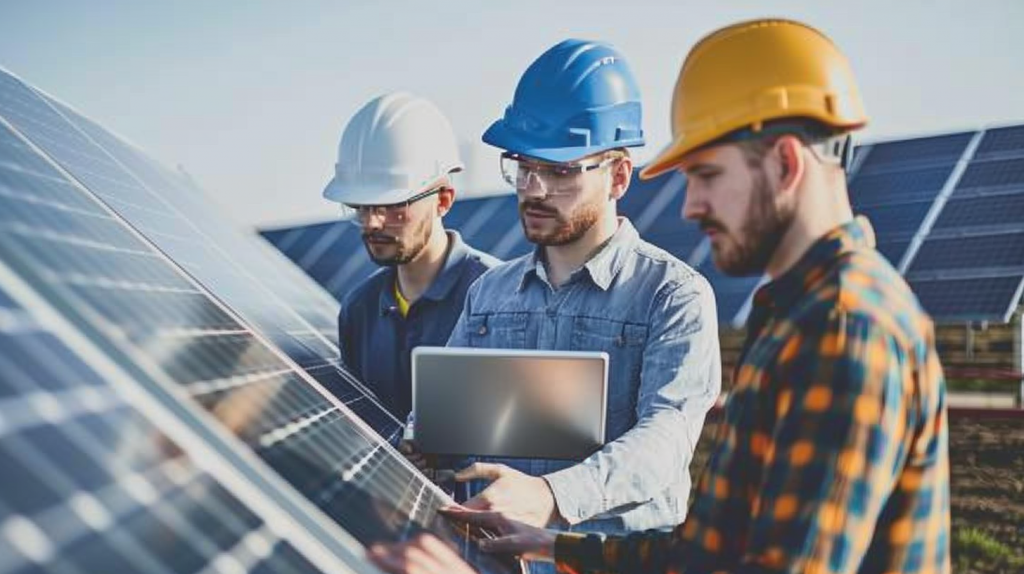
705, 169, 794, 277
362, 216, 432, 266
518, 197, 603, 246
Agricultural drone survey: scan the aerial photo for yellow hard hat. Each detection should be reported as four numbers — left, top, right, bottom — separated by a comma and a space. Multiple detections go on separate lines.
641, 19, 869, 179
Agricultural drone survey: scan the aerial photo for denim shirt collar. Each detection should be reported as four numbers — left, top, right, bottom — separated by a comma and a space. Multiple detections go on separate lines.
517, 217, 639, 292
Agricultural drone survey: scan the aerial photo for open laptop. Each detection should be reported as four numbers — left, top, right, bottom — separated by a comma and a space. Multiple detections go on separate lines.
411, 347, 608, 460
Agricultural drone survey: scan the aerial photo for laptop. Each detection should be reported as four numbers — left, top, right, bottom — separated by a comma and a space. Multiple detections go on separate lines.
411, 346, 608, 460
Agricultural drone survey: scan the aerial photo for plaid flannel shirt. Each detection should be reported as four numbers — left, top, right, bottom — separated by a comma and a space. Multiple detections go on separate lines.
555, 217, 950, 574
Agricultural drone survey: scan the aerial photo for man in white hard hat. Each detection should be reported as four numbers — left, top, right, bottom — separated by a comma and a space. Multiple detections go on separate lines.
323, 92, 500, 424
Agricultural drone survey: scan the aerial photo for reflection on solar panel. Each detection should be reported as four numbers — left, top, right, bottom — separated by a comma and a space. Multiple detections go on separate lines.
0, 273, 343, 574
0, 75, 401, 442
262, 125, 1024, 324
0, 68, 517, 573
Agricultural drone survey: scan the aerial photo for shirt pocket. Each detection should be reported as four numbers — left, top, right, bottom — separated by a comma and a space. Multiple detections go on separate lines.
570, 316, 648, 440
463, 312, 529, 349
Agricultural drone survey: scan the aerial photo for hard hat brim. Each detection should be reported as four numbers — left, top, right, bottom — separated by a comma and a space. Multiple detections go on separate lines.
322, 167, 461, 206
483, 121, 640, 164
639, 139, 689, 180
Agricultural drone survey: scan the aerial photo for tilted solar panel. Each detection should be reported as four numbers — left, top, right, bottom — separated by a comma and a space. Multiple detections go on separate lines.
0, 235, 354, 573
0, 73, 518, 573
0, 69, 403, 441
0, 280, 371, 574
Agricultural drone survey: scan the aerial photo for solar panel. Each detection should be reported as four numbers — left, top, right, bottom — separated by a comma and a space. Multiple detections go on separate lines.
0, 70, 401, 440
0, 75, 516, 573
973, 125, 1024, 160
934, 193, 1024, 230
854, 201, 934, 240
469, 198, 522, 255
0, 273, 347, 573
876, 240, 912, 267
856, 132, 974, 173
910, 276, 1024, 323
848, 164, 954, 207
955, 157, 1024, 192
908, 231, 1024, 273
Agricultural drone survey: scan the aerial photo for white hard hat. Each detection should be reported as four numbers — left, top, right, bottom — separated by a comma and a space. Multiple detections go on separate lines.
323, 92, 464, 205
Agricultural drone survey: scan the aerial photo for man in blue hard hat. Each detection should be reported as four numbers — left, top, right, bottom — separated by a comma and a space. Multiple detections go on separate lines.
415, 40, 721, 539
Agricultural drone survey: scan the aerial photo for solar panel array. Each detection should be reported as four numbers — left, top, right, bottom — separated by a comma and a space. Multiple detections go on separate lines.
264, 127, 1024, 325
0, 68, 518, 574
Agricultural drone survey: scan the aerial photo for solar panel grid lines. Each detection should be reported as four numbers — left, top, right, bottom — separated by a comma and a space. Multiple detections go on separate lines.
895, 130, 986, 274
908, 231, 1024, 275
43, 96, 341, 327
0, 116, 381, 572
854, 131, 976, 174
848, 163, 957, 208
13, 76, 398, 434
973, 124, 1024, 160
0, 71, 519, 574
908, 275, 1024, 322
0, 259, 357, 574
932, 192, 1024, 232
955, 156, 1024, 193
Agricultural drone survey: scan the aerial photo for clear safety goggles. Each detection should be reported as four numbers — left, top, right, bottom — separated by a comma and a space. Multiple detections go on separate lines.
341, 186, 442, 228
500, 152, 620, 198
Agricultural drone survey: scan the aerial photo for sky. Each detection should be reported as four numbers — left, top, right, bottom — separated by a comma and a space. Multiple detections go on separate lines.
1, 1, 1022, 230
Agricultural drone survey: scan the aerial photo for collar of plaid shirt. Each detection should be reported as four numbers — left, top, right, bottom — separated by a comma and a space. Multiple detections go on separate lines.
746, 216, 876, 335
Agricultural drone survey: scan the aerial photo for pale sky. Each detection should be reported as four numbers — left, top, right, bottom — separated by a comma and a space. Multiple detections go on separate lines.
1, 1, 1022, 229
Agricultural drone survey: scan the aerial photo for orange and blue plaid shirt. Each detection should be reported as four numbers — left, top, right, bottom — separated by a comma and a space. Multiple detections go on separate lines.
555, 218, 950, 573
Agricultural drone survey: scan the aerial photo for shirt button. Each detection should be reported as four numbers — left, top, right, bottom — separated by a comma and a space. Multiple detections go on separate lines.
478, 325, 488, 335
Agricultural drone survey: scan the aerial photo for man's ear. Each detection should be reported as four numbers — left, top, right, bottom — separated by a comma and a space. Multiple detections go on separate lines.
610, 155, 633, 201
772, 135, 805, 195
437, 187, 455, 217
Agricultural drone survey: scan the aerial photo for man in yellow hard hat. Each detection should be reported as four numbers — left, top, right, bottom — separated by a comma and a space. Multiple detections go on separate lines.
368, 18, 950, 574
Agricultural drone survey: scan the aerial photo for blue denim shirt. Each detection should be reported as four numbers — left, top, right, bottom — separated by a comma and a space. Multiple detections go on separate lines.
338, 230, 500, 420
447, 219, 721, 532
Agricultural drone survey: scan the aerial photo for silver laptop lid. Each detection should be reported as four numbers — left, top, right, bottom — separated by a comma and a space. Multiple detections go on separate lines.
411, 347, 608, 460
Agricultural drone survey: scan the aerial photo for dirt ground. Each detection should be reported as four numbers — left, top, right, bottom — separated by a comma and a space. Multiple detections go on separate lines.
689, 414, 1024, 573
948, 416, 1024, 572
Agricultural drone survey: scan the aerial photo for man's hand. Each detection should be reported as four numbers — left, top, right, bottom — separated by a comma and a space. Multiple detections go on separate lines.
368, 533, 479, 574
455, 462, 559, 527
365, 507, 558, 574
444, 506, 557, 561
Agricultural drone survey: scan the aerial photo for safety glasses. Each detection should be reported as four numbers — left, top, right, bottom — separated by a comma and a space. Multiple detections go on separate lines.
341, 186, 442, 228
500, 153, 620, 198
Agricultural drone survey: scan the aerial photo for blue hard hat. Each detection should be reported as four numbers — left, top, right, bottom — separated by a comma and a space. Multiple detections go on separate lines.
483, 39, 645, 163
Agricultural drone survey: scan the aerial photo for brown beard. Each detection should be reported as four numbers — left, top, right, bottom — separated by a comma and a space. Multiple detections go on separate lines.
362, 216, 433, 266
707, 169, 794, 276
519, 197, 603, 246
